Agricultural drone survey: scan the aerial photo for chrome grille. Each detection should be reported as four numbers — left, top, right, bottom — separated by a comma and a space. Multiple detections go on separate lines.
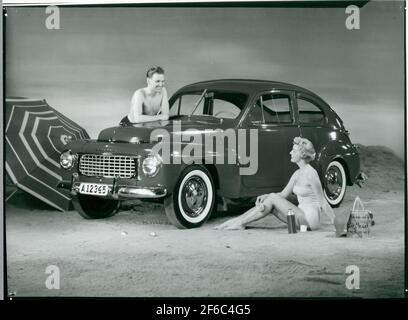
79, 154, 137, 178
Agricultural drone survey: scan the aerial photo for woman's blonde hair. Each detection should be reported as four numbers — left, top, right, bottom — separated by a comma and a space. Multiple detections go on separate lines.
293, 137, 316, 162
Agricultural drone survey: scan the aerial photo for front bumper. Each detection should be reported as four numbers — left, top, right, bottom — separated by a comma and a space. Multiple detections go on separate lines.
57, 174, 167, 200
115, 186, 167, 199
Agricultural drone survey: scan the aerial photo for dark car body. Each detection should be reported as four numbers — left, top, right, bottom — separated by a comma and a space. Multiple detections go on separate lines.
59, 79, 362, 228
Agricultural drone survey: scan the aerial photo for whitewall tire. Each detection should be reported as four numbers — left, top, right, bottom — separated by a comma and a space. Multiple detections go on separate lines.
164, 165, 215, 229
323, 160, 347, 207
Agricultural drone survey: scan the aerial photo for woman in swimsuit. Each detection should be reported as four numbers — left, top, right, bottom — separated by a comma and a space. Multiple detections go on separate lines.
123, 66, 170, 124
215, 137, 335, 231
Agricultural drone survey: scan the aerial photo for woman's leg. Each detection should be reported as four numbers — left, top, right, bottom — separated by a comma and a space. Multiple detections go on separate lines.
263, 193, 309, 228
215, 193, 307, 230
298, 204, 320, 230
214, 207, 260, 230
230, 206, 271, 228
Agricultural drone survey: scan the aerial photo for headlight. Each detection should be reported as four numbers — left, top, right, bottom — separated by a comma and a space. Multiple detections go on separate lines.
142, 154, 162, 177
60, 151, 75, 169
129, 137, 141, 144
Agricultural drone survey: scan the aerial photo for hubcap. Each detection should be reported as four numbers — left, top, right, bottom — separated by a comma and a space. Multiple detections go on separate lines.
181, 176, 208, 217
325, 166, 343, 200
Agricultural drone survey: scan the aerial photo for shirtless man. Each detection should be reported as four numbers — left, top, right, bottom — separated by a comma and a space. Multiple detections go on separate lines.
126, 66, 170, 123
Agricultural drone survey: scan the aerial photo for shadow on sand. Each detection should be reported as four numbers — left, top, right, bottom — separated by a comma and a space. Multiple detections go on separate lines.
6, 191, 60, 211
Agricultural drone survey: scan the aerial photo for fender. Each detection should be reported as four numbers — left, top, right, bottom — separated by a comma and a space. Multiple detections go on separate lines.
167, 141, 241, 198
316, 139, 360, 185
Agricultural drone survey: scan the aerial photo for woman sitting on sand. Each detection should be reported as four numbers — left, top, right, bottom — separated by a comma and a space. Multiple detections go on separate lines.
215, 137, 335, 231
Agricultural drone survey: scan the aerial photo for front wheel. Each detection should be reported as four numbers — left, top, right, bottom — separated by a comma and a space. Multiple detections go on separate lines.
164, 165, 215, 229
72, 194, 120, 219
323, 160, 347, 207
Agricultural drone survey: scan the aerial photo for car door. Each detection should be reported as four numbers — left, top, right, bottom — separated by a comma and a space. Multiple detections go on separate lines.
295, 92, 330, 167
241, 90, 300, 192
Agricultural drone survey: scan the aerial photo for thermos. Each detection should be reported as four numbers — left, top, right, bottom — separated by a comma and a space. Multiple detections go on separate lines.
287, 209, 297, 234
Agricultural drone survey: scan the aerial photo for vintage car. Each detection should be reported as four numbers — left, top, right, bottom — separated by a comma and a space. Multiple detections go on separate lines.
58, 79, 363, 228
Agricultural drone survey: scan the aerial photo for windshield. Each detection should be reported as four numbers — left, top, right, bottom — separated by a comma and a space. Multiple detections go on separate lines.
169, 90, 248, 119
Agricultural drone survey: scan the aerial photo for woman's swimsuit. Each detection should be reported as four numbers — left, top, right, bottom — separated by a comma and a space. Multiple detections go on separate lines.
293, 180, 321, 229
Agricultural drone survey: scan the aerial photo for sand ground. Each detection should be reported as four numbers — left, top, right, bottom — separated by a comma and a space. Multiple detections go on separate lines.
5, 146, 405, 298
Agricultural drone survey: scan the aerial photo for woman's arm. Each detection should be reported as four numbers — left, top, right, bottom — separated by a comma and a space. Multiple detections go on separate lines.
129, 90, 166, 123
309, 171, 335, 222
256, 172, 296, 204
277, 171, 298, 199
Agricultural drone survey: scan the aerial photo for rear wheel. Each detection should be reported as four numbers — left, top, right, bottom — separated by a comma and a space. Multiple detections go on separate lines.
72, 194, 120, 219
164, 165, 215, 229
323, 160, 347, 207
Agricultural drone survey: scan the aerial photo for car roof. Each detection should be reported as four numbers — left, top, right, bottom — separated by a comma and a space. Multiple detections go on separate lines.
176, 79, 320, 97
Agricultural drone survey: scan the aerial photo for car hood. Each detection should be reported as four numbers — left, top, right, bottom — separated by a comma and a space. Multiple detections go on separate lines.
97, 117, 232, 143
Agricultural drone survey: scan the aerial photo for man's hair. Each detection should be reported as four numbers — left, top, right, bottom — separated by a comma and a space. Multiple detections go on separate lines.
293, 137, 316, 162
146, 66, 165, 78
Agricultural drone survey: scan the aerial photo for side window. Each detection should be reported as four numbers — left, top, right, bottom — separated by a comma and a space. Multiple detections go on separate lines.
247, 101, 263, 123
247, 93, 293, 124
169, 97, 180, 116
170, 94, 204, 116
212, 99, 241, 119
262, 94, 292, 124
297, 98, 325, 124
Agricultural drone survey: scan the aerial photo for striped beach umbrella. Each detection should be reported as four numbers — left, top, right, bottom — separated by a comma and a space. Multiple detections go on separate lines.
5, 97, 90, 211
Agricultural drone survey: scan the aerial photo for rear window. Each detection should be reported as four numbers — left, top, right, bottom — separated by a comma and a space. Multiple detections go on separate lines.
297, 98, 326, 124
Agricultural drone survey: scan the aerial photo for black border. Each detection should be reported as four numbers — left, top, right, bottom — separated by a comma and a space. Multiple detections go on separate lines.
1, 0, 406, 307
404, 0, 407, 299
2, 1, 370, 8
2, 5, 6, 303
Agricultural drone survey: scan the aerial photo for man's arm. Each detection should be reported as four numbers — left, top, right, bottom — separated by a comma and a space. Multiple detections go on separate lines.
160, 88, 170, 120
128, 90, 165, 123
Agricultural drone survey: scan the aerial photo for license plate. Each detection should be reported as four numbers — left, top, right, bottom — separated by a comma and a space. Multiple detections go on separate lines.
78, 183, 109, 196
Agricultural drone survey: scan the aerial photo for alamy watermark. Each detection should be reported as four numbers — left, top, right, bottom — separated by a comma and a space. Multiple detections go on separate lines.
345, 265, 360, 290
150, 121, 259, 175
45, 265, 60, 290
45, 6, 60, 30
345, 5, 360, 30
